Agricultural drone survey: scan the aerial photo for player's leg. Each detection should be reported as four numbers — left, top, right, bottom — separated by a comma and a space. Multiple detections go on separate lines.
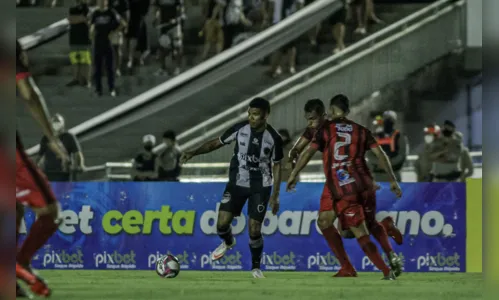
343, 203, 394, 279
247, 186, 272, 278
380, 216, 403, 245
211, 185, 246, 261
318, 186, 356, 276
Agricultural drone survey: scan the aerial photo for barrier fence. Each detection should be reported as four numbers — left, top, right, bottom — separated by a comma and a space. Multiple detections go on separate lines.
20, 180, 482, 273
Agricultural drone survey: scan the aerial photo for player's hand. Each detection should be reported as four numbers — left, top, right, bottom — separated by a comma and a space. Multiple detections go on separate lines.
269, 193, 280, 215
390, 182, 402, 198
286, 174, 298, 192
180, 152, 194, 165
288, 148, 299, 164
48, 138, 69, 170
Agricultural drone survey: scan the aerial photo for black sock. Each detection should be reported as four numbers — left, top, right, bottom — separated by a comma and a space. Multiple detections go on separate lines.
217, 225, 234, 245
249, 235, 264, 270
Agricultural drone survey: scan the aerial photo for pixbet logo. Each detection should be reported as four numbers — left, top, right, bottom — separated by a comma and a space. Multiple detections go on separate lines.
94, 250, 137, 270
42, 249, 84, 269
261, 251, 296, 271
200, 251, 242, 270
148, 251, 191, 269
416, 252, 461, 272
307, 253, 341, 271
362, 252, 405, 271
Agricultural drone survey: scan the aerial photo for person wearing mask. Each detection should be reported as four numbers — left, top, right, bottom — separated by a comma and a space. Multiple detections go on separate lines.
278, 129, 293, 182
67, 0, 92, 88
38, 114, 85, 182
132, 134, 158, 181
429, 120, 464, 182
414, 124, 440, 182
367, 110, 408, 182
90, 0, 128, 97
155, 130, 182, 181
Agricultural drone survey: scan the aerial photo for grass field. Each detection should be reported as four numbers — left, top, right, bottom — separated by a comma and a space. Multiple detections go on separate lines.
26, 271, 483, 300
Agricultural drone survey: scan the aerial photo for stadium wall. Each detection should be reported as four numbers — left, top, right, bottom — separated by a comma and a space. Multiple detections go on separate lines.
466, 178, 482, 273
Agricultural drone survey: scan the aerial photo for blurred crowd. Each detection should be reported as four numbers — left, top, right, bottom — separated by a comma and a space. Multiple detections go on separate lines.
18, 0, 386, 96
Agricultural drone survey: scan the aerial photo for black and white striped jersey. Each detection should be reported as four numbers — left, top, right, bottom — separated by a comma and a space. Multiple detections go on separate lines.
219, 121, 284, 188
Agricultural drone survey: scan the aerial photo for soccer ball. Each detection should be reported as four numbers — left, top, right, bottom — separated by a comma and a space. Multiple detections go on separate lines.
155, 254, 180, 278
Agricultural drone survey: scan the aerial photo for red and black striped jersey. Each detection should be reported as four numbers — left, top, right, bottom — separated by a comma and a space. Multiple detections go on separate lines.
311, 118, 378, 200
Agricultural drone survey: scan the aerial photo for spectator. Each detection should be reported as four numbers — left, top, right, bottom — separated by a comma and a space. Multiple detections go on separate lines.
90, 0, 127, 97
125, 0, 150, 73
154, 0, 185, 76
267, 0, 304, 77
131, 134, 158, 181
367, 110, 408, 182
366, 0, 383, 24
371, 114, 383, 136
67, 0, 92, 88
329, 0, 347, 53
278, 129, 292, 182
429, 120, 465, 182
200, 0, 224, 60
414, 124, 440, 182
110, 0, 130, 77
213, 0, 252, 51
305, 0, 320, 50
352, 0, 367, 35
38, 114, 85, 182
459, 146, 474, 181
155, 130, 182, 181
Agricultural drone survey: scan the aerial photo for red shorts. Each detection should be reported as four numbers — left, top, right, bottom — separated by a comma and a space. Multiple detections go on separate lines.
16, 149, 56, 208
319, 185, 376, 230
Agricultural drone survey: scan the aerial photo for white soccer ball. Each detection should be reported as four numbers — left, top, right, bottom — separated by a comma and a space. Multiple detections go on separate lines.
155, 254, 180, 278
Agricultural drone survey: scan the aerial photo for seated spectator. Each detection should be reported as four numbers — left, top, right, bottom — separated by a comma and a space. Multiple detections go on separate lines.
67, 0, 92, 88
429, 120, 464, 182
155, 130, 182, 181
131, 134, 158, 181
38, 114, 85, 182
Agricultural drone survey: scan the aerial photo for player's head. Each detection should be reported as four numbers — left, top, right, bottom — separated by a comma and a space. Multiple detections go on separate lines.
423, 123, 441, 144
51, 114, 65, 134
162, 130, 176, 148
304, 99, 326, 129
248, 97, 270, 129
329, 94, 350, 118
442, 120, 456, 138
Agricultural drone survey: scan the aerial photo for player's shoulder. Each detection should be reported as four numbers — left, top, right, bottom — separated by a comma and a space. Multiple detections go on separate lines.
264, 124, 283, 143
232, 120, 250, 132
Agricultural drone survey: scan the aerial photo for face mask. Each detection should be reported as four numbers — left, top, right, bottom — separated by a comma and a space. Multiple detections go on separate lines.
144, 145, 153, 151
442, 129, 453, 137
424, 135, 434, 144
383, 119, 394, 133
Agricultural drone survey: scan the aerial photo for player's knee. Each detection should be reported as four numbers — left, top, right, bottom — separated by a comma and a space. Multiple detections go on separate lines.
216, 211, 233, 229
248, 219, 262, 237
317, 215, 334, 230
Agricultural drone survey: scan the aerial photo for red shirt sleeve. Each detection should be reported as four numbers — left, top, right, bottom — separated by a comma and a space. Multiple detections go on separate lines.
301, 127, 315, 141
365, 129, 379, 149
310, 127, 326, 152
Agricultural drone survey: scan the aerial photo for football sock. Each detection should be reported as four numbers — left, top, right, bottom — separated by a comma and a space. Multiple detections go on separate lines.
370, 221, 393, 256
217, 225, 234, 245
357, 235, 390, 276
17, 215, 59, 265
16, 263, 35, 284
249, 235, 264, 270
321, 226, 354, 269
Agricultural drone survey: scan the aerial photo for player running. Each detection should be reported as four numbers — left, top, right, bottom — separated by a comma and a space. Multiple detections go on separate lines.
289, 99, 403, 277
16, 40, 69, 297
181, 98, 283, 279
287, 94, 402, 280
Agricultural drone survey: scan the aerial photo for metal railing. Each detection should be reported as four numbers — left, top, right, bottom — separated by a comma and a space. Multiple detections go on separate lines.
103, 151, 482, 182
25, 0, 343, 156
152, 0, 465, 155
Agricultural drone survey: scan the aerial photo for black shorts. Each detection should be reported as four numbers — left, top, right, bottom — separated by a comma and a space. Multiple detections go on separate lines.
219, 184, 272, 223
329, 8, 347, 25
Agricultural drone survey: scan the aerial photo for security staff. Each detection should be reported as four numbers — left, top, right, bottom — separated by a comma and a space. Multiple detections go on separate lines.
367, 111, 408, 182
429, 120, 465, 182
414, 124, 440, 182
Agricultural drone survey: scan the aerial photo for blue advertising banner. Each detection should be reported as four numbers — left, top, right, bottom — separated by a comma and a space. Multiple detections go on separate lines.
19, 182, 466, 273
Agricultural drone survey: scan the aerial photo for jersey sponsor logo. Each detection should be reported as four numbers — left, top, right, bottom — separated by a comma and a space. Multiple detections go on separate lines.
416, 252, 461, 272
307, 252, 341, 271
252, 138, 259, 145
237, 153, 267, 164
336, 169, 356, 186
261, 251, 297, 271
200, 251, 243, 270
94, 250, 137, 269
148, 251, 192, 270
40, 249, 84, 269
335, 124, 353, 132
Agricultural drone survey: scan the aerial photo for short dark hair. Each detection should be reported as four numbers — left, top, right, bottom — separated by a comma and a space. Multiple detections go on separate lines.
163, 130, 176, 141
304, 99, 325, 115
330, 94, 350, 113
443, 120, 456, 129
249, 97, 270, 114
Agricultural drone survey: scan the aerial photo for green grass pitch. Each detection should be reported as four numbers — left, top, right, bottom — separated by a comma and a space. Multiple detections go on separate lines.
29, 271, 483, 300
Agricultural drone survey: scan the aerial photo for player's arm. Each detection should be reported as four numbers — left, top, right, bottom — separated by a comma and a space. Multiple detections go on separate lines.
290, 145, 317, 179
369, 146, 398, 183
288, 135, 310, 163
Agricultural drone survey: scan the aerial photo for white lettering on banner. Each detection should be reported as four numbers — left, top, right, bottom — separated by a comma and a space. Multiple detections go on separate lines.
200, 251, 243, 270
307, 253, 341, 271
147, 251, 191, 269
416, 252, 461, 272
20, 205, 456, 237
361, 252, 405, 271
94, 251, 137, 270
41, 250, 84, 269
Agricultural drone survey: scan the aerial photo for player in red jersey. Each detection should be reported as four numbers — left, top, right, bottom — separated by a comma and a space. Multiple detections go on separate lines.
15, 40, 70, 297
288, 99, 403, 277
287, 94, 403, 280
